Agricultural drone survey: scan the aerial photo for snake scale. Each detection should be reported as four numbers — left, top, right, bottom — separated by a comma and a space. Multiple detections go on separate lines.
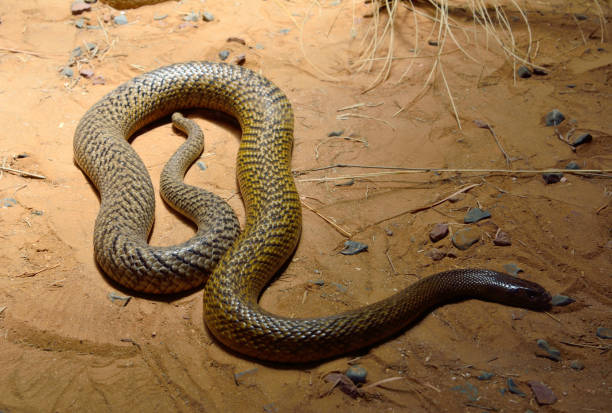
74, 61, 551, 362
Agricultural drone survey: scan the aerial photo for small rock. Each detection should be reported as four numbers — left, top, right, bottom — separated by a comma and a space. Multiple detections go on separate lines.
84, 0, 97, 3
571, 133, 592, 147
75, 18, 85, 29
545, 109, 565, 126
533, 68, 548, 76
477, 372, 494, 381
341, 240, 368, 255
567, 84, 576, 88
331, 282, 347, 293
202, 11, 214, 22
108, 291, 131, 306
570, 360, 584, 370
219, 50, 230, 60
196, 161, 206, 171
528, 381, 557, 405
565, 161, 581, 170
71, 0, 92, 15
575, 14, 588, 20
536, 338, 561, 361
32, 210, 43, 216
92, 75, 105, 85
79, 68, 94, 78
428, 40, 439, 46
60, 67, 74, 78
114, 14, 128, 25
71, 46, 83, 58
308, 279, 325, 286
232, 54, 246, 66
551, 295, 574, 306
327, 130, 344, 137
503, 263, 522, 275
452, 227, 481, 250
448, 192, 465, 203
154, 14, 168, 21
542, 173, 563, 184
227, 37, 246, 45
255, 43, 265, 50
596, 327, 612, 339
425, 248, 446, 261
385, 228, 393, 236
464, 208, 491, 223
493, 230, 512, 246
517, 65, 532, 78
429, 223, 449, 242
183, 12, 199, 22
346, 365, 367, 384
507, 378, 526, 397
279, 28, 290, 35
1, 198, 17, 208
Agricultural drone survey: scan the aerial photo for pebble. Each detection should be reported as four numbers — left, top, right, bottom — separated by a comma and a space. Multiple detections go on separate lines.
196, 161, 206, 171
385, 228, 393, 236
464, 208, 491, 223
533, 68, 548, 76
448, 192, 465, 203
545, 109, 565, 126
451, 227, 481, 250
425, 248, 446, 261
493, 230, 512, 246
92, 75, 105, 85
154, 14, 168, 21
517, 65, 532, 78
202, 12, 215, 22
327, 130, 344, 137
71, 46, 83, 58
71, 0, 92, 15
346, 365, 367, 384
308, 279, 324, 286
331, 282, 347, 293
232, 54, 246, 66
219, 50, 230, 60
571, 133, 592, 147
506, 378, 526, 397
60, 67, 74, 78
279, 28, 291, 35
429, 223, 449, 242
255, 43, 265, 50
528, 381, 557, 405
565, 161, 581, 170
227, 37, 246, 45
79, 68, 94, 78
536, 339, 561, 361
477, 371, 494, 381
542, 173, 563, 184
340, 240, 368, 255
551, 295, 574, 306
75, 18, 85, 29
503, 263, 522, 275
575, 14, 588, 20
570, 360, 584, 370
114, 14, 128, 25
451, 382, 479, 401
596, 327, 612, 339
108, 292, 131, 306
184, 12, 199, 22
1, 198, 17, 208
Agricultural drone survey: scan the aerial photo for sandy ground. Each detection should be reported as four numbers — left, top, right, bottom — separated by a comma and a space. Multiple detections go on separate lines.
0, 0, 610, 412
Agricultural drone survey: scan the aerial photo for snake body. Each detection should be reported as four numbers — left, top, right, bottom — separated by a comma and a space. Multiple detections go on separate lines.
74, 62, 551, 362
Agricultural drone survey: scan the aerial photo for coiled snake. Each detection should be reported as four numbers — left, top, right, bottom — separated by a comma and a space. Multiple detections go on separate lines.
74, 62, 551, 362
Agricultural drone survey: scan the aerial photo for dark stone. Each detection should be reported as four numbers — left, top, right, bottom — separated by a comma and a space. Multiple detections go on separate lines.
71, 0, 92, 15
340, 240, 368, 255
517, 65, 532, 78
551, 295, 574, 306
327, 130, 344, 137
493, 230, 511, 246
452, 227, 481, 250
477, 372, 494, 381
507, 378, 526, 397
219, 50, 230, 60
429, 223, 449, 242
464, 208, 491, 223
528, 381, 557, 405
536, 339, 561, 361
545, 109, 565, 126
542, 173, 563, 184
571, 133, 592, 147
346, 365, 367, 384
533, 68, 548, 76
596, 327, 612, 339
202, 11, 215, 22
570, 360, 585, 370
565, 161, 581, 170
425, 248, 446, 261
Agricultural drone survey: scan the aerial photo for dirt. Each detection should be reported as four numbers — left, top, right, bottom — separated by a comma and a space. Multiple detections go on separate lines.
0, 1, 610, 412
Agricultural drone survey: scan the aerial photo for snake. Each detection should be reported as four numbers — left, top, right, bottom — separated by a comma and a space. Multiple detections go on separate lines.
74, 61, 552, 363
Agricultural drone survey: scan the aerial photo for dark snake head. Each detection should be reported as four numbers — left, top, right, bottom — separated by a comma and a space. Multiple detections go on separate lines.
490, 272, 552, 311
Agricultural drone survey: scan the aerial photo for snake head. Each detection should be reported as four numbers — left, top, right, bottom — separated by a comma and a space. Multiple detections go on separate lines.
499, 275, 552, 311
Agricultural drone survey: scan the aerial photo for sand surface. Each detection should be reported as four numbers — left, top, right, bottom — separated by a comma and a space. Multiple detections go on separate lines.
0, 0, 610, 411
